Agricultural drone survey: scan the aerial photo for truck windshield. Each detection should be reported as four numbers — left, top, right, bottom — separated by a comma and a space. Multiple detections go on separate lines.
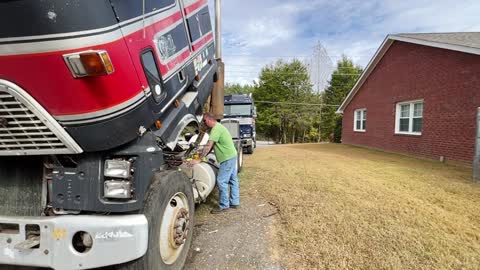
224, 105, 252, 117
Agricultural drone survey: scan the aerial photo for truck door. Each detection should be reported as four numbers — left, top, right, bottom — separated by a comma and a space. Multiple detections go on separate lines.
109, 0, 192, 106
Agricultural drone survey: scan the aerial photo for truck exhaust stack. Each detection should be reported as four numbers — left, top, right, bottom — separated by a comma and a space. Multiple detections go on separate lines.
211, 0, 225, 119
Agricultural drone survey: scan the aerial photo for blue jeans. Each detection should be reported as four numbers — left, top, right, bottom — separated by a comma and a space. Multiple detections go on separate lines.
217, 157, 240, 209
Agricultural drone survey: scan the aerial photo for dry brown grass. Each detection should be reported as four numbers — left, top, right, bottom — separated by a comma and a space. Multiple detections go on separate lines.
245, 144, 480, 270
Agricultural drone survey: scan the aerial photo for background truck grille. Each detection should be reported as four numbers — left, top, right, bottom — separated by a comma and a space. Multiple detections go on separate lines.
0, 80, 83, 156
221, 119, 240, 139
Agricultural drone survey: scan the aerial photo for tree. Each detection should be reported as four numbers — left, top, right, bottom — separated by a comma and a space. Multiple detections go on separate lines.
224, 83, 254, 95
320, 56, 363, 141
253, 59, 321, 144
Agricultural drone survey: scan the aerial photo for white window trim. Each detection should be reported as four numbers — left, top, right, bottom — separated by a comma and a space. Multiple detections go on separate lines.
354, 108, 367, 132
395, 99, 424, 136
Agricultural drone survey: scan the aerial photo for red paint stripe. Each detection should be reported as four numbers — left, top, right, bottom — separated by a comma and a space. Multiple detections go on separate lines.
159, 50, 192, 75
0, 8, 214, 116
192, 32, 214, 51
0, 40, 143, 116
119, 11, 192, 76
0, 13, 186, 115
184, 0, 208, 15
1, 11, 184, 59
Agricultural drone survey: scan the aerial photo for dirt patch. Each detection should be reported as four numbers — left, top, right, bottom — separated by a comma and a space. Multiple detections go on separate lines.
185, 157, 283, 270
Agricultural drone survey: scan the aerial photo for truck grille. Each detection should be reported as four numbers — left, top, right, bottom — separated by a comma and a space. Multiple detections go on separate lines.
0, 80, 83, 156
221, 119, 240, 139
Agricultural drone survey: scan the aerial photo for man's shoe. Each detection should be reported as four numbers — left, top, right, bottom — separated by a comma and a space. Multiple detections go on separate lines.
210, 207, 228, 214
230, 205, 240, 209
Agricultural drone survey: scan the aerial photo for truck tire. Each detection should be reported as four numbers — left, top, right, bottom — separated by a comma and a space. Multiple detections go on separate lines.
246, 145, 254, 155
116, 170, 194, 270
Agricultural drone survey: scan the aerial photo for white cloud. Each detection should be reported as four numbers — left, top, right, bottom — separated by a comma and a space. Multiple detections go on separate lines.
208, 0, 480, 86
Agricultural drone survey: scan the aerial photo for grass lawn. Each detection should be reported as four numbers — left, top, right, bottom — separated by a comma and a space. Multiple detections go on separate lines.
244, 144, 480, 270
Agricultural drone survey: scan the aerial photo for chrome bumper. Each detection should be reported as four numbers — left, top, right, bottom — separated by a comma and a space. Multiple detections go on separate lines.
0, 215, 148, 269
241, 138, 253, 146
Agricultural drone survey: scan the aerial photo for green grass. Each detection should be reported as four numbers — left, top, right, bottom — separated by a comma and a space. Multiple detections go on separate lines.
246, 144, 480, 270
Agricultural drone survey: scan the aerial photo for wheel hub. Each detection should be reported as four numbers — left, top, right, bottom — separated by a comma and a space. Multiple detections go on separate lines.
160, 192, 190, 264
171, 208, 189, 248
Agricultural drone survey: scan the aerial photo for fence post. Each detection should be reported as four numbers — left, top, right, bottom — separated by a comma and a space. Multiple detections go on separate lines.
474, 108, 480, 182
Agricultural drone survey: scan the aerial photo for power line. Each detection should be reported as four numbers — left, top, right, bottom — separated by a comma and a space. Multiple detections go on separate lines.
224, 54, 372, 58
256, 101, 339, 107
227, 64, 358, 69
226, 71, 361, 76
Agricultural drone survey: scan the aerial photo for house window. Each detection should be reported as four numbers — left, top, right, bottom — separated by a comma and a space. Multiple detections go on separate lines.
395, 100, 423, 135
354, 109, 367, 132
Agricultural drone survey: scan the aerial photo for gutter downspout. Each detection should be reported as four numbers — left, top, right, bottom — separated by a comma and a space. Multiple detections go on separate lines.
474, 107, 480, 182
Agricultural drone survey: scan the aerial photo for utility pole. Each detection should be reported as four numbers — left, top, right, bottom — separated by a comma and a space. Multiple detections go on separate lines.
474, 108, 480, 182
318, 105, 322, 143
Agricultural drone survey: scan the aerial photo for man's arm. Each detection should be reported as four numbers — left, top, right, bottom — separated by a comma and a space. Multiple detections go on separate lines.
201, 140, 215, 158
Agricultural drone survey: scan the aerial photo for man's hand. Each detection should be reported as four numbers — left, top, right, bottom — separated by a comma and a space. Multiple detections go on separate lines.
187, 159, 201, 167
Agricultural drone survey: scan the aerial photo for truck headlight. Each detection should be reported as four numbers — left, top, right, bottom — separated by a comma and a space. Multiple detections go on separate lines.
104, 181, 132, 199
104, 160, 132, 179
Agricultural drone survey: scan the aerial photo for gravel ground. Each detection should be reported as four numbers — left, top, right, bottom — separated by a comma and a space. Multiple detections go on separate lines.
185, 171, 283, 270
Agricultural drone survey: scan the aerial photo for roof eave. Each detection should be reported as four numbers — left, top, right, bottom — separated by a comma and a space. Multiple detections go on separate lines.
336, 34, 480, 114
336, 36, 395, 114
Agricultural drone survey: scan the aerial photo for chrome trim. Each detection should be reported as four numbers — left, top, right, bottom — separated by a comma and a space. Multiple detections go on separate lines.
179, 0, 194, 51
0, 3, 180, 56
164, 40, 214, 82
192, 30, 214, 46
0, 80, 83, 156
186, 3, 209, 18
160, 79, 189, 114
63, 50, 114, 78
0, 215, 148, 269
193, 64, 215, 88
215, 0, 222, 59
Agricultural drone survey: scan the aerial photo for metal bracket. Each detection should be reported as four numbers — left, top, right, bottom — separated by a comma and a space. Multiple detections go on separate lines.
14, 236, 40, 250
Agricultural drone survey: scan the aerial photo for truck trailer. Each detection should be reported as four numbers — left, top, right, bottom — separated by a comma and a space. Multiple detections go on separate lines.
0, 0, 227, 269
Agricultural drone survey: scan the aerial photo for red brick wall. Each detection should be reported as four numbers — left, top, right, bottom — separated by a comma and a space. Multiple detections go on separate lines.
342, 41, 480, 163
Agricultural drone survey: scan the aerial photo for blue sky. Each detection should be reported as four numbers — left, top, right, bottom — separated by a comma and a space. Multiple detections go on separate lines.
207, 0, 480, 87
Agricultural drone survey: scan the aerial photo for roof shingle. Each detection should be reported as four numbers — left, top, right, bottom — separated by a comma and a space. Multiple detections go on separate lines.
396, 32, 480, 50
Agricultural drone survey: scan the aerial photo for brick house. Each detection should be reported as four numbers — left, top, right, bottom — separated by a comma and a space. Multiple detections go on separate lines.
337, 33, 480, 164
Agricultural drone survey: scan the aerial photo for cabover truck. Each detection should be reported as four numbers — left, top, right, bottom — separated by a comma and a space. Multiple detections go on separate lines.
0, 0, 227, 269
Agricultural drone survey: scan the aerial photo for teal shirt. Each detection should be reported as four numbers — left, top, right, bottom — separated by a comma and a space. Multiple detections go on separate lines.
209, 123, 237, 163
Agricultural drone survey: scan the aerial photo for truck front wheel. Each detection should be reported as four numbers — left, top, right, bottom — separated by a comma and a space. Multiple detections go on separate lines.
116, 171, 195, 270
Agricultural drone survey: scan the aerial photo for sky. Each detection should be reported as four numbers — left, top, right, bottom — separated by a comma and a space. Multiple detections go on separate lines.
207, 0, 480, 88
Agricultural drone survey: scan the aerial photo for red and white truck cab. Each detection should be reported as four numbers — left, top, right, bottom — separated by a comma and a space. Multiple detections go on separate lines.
0, 0, 224, 269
